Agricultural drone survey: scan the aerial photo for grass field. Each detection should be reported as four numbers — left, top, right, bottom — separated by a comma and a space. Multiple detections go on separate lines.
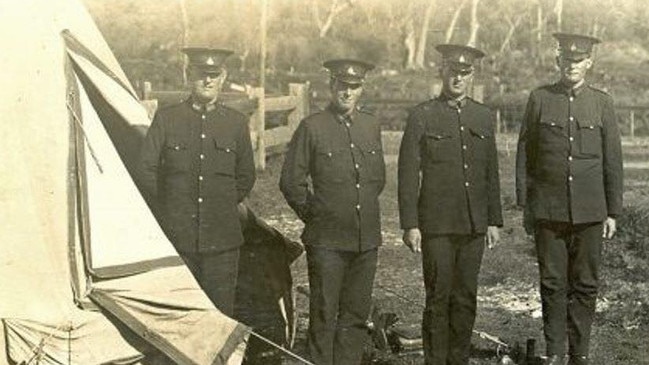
246, 132, 649, 365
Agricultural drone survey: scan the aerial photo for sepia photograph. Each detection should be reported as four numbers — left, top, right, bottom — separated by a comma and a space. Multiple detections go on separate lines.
0, 0, 648, 364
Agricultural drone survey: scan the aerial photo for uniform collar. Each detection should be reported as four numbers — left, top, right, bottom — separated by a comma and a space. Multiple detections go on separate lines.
189, 97, 218, 113
557, 80, 587, 97
328, 103, 356, 124
438, 93, 468, 109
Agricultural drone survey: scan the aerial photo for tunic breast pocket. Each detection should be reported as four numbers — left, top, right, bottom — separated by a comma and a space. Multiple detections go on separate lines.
315, 147, 348, 183
424, 132, 454, 163
468, 127, 490, 160
212, 138, 237, 177
538, 119, 566, 146
163, 141, 189, 172
359, 141, 384, 182
577, 119, 602, 157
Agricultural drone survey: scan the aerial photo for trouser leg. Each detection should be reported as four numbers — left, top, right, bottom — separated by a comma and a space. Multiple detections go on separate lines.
421, 235, 456, 365
334, 248, 378, 365
182, 248, 240, 316
567, 223, 602, 358
535, 221, 570, 356
447, 235, 485, 365
306, 246, 346, 365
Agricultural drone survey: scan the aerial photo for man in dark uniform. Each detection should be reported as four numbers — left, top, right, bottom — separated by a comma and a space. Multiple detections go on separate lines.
139, 48, 256, 316
280, 59, 385, 365
398, 44, 503, 365
516, 33, 623, 365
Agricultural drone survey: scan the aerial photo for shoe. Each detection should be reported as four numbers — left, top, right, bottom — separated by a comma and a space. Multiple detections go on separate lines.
544, 354, 566, 365
568, 355, 588, 365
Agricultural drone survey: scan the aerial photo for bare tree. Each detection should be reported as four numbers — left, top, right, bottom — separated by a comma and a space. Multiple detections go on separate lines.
178, 0, 189, 84
403, 17, 417, 69
312, 0, 356, 38
466, 0, 480, 47
414, 0, 436, 68
499, 14, 525, 54
553, 0, 563, 31
445, 0, 468, 43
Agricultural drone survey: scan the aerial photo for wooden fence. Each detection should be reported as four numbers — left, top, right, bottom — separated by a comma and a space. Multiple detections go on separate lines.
140, 82, 309, 170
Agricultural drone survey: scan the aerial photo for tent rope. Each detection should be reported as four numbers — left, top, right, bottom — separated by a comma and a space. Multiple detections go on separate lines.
374, 283, 510, 349
24, 321, 72, 365
249, 331, 315, 365
66, 98, 104, 174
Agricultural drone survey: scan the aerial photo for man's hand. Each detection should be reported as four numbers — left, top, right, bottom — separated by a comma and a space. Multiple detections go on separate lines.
403, 228, 422, 253
486, 226, 500, 249
602, 217, 617, 239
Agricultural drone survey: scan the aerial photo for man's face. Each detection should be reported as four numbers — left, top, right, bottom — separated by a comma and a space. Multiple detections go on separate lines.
557, 54, 592, 85
330, 78, 364, 114
188, 67, 226, 103
440, 63, 473, 99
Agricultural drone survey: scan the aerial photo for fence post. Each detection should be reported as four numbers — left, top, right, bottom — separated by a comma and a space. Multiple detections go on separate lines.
288, 83, 309, 132
142, 81, 152, 100
249, 87, 266, 170
630, 110, 635, 138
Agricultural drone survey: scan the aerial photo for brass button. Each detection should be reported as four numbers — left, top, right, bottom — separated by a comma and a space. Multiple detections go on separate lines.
464, 181, 470, 187
198, 197, 203, 203
200, 154, 205, 160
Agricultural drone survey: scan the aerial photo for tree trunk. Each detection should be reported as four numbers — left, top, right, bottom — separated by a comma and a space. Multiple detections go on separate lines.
403, 18, 417, 69
499, 15, 523, 54
553, 0, 563, 31
414, 0, 435, 69
536, 0, 544, 65
313, 0, 356, 38
445, 0, 468, 43
466, 0, 480, 47
179, 0, 189, 84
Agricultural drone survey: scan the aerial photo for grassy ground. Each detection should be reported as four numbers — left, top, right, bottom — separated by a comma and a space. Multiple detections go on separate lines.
246, 132, 649, 365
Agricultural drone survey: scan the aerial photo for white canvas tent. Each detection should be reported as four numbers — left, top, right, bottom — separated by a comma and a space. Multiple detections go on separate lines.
0, 0, 249, 364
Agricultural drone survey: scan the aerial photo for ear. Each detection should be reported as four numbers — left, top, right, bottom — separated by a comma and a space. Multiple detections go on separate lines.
555, 55, 561, 68
584, 58, 593, 70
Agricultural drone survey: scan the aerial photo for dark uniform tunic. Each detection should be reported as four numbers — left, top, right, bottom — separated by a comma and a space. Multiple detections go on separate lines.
398, 95, 503, 233
398, 95, 502, 365
515, 83, 623, 358
280, 104, 385, 365
139, 100, 256, 254
516, 83, 623, 222
280, 105, 386, 252
139, 99, 255, 315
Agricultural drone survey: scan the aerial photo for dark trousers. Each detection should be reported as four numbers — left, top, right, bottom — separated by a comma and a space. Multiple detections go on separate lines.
421, 234, 485, 365
182, 248, 240, 317
306, 246, 378, 365
535, 221, 602, 358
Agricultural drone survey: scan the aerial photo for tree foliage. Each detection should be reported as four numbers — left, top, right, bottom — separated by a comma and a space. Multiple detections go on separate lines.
84, 0, 649, 105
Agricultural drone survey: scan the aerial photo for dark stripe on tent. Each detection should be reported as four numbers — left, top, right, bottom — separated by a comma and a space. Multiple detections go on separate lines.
61, 29, 138, 100
91, 256, 184, 279
64, 49, 85, 302
213, 323, 249, 365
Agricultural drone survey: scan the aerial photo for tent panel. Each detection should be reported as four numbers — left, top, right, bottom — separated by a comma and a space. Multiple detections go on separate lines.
4, 314, 144, 365
75, 76, 179, 276
91, 266, 249, 365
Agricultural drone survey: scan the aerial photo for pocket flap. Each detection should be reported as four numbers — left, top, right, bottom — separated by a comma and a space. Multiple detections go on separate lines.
576, 119, 602, 129
469, 127, 491, 139
425, 132, 451, 140
213, 138, 236, 153
539, 119, 565, 128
